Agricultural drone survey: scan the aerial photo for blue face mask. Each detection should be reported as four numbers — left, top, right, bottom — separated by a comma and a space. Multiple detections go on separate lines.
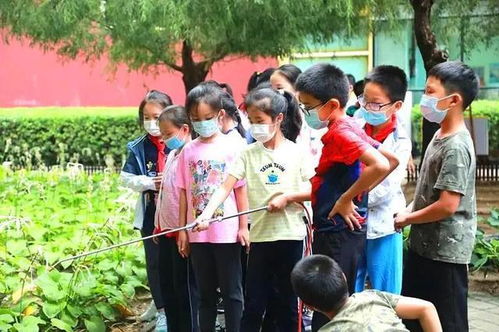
358, 107, 388, 126
304, 102, 331, 130
420, 94, 453, 124
192, 118, 219, 138
164, 133, 185, 150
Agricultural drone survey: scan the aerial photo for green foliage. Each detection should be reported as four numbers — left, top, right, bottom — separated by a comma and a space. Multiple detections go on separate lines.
0, 168, 147, 331
0, 110, 142, 167
470, 209, 499, 272
0, 107, 136, 119
411, 100, 499, 154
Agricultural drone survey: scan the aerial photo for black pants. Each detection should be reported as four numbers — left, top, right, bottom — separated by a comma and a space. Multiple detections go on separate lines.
190, 243, 243, 332
402, 250, 468, 332
158, 236, 199, 332
240, 240, 303, 332
141, 214, 165, 309
311, 229, 366, 332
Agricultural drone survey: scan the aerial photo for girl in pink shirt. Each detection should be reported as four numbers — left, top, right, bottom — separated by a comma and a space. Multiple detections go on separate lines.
154, 105, 198, 332
176, 84, 249, 332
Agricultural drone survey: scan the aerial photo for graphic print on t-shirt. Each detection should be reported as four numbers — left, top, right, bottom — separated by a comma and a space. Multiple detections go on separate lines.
260, 162, 286, 185
189, 159, 226, 218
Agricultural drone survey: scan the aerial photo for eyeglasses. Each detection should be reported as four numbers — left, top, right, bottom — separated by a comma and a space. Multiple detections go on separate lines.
299, 101, 325, 116
358, 95, 395, 112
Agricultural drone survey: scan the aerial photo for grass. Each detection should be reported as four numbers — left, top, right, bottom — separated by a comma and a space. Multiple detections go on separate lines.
0, 107, 137, 119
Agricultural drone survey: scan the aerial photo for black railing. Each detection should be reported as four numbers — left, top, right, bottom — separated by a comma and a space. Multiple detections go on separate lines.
406, 160, 499, 183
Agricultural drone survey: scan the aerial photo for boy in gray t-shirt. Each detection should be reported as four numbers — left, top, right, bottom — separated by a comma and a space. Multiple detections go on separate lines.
395, 61, 479, 332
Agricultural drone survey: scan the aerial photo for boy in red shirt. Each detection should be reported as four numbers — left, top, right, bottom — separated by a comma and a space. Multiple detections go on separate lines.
296, 63, 399, 331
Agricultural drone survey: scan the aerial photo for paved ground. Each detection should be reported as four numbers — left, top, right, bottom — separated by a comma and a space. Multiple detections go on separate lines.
469, 292, 499, 331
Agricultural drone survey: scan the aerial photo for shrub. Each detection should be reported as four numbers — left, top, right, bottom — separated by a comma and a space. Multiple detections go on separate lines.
0, 108, 142, 167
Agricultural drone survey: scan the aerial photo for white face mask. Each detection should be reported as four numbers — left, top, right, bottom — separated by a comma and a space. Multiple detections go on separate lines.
250, 124, 276, 143
143, 120, 161, 137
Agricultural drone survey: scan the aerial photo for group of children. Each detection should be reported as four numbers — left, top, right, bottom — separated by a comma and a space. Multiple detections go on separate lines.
121, 60, 479, 332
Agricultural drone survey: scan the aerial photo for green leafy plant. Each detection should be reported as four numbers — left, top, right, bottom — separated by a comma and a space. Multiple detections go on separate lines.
470, 209, 499, 272
0, 167, 147, 331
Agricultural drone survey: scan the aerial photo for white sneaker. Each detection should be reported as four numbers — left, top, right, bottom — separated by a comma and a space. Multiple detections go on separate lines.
155, 311, 168, 332
139, 300, 157, 322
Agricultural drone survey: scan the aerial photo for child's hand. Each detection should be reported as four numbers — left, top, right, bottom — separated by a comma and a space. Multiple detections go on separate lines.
193, 216, 210, 232
176, 230, 190, 258
328, 196, 362, 231
267, 194, 288, 213
237, 228, 250, 251
153, 176, 162, 191
394, 212, 410, 232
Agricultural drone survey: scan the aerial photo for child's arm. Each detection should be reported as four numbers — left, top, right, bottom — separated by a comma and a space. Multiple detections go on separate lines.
234, 184, 250, 248
368, 147, 400, 191
193, 175, 239, 231
327, 146, 391, 230
177, 189, 189, 258
395, 296, 442, 332
394, 190, 461, 231
267, 191, 311, 212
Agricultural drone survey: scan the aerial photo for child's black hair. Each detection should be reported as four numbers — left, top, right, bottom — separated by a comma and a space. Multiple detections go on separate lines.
196, 81, 246, 139
346, 73, 356, 86
245, 87, 302, 142
203, 80, 234, 97
158, 105, 192, 132
274, 64, 302, 86
291, 255, 348, 314
247, 68, 276, 93
353, 79, 365, 98
365, 65, 408, 102
428, 61, 479, 109
295, 63, 349, 107
138, 90, 173, 127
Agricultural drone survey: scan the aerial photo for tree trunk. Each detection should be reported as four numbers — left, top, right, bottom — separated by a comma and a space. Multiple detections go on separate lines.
410, 0, 448, 72
180, 40, 210, 93
410, 0, 448, 163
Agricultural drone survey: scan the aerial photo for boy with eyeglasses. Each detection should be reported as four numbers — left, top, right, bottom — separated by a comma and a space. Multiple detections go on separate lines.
353, 65, 412, 295
295, 63, 399, 331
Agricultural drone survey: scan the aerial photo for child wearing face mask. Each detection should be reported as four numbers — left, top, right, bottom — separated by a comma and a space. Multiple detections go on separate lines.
195, 87, 314, 332
176, 84, 249, 332
121, 90, 172, 332
395, 61, 478, 332
153, 105, 198, 332
353, 66, 412, 295
295, 64, 400, 332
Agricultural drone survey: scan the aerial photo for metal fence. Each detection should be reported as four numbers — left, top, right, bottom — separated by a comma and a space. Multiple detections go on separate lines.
406, 160, 499, 183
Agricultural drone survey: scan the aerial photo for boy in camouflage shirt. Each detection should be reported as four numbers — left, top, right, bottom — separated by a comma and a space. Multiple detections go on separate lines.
291, 255, 441, 332
395, 61, 479, 332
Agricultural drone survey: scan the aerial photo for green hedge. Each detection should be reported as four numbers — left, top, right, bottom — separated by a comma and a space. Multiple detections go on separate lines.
411, 100, 499, 155
0, 108, 142, 167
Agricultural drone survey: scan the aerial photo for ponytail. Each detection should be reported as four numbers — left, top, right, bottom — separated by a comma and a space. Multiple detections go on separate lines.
245, 88, 302, 143
279, 90, 302, 143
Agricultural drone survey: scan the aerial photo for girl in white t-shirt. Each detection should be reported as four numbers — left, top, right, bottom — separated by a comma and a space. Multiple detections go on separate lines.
195, 87, 314, 332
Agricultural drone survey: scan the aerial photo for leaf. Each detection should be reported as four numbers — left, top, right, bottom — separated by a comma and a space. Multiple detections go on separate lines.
95, 302, 117, 320
23, 305, 38, 316
0, 314, 14, 323
51, 318, 72, 332
114, 303, 134, 317
42, 301, 65, 318
66, 304, 82, 318
6, 239, 29, 256
13, 316, 45, 332
84, 315, 106, 332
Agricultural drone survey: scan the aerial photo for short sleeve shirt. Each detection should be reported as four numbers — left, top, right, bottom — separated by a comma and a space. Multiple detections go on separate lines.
319, 290, 408, 332
175, 134, 245, 243
230, 139, 315, 242
409, 129, 477, 264
312, 117, 380, 232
